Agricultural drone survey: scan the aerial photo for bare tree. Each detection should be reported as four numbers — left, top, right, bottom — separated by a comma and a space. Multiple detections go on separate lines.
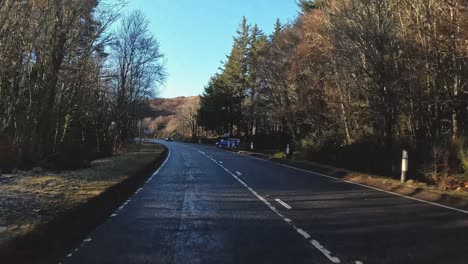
110, 10, 166, 151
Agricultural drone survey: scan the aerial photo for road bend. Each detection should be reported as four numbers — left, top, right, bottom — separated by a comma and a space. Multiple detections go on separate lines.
63, 141, 468, 264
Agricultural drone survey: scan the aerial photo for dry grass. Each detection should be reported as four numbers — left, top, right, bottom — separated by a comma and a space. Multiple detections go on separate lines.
0, 143, 165, 243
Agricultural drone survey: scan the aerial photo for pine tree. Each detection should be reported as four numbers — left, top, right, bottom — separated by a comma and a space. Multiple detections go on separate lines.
247, 24, 269, 136
221, 17, 251, 136
272, 18, 283, 43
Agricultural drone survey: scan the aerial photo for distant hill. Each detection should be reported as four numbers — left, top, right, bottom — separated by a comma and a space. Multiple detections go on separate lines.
145, 96, 200, 138
148, 96, 193, 117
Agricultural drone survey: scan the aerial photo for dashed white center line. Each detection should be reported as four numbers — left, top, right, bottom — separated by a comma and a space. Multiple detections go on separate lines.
189, 146, 345, 264
83, 238, 92, 242
219, 161, 223, 164
355, 261, 364, 264
296, 228, 311, 239
275, 198, 292, 210
311, 240, 341, 263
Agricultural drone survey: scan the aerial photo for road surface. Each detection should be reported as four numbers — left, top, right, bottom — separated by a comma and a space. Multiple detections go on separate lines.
63, 141, 468, 264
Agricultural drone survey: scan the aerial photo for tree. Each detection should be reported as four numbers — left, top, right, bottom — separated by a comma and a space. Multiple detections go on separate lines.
110, 10, 166, 151
198, 0, 468, 182
0, 1, 166, 170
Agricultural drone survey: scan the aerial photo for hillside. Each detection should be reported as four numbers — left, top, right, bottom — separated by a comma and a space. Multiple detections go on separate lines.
145, 96, 200, 138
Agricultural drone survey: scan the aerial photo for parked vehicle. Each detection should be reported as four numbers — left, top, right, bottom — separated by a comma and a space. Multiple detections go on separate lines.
216, 138, 240, 149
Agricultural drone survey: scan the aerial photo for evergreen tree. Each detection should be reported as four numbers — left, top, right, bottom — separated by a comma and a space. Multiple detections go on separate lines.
220, 17, 251, 136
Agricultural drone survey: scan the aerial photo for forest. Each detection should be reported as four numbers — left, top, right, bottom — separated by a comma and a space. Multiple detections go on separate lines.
197, 0, 468, 187
0, 0, 165, 170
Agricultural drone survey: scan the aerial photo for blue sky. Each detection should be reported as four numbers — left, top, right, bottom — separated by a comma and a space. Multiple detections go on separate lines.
121, 0, 300, 98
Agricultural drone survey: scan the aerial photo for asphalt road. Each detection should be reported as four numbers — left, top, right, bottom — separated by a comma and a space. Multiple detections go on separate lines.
63, 141, 468, 264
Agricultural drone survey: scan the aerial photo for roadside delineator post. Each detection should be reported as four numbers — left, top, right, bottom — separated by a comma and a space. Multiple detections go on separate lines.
401, 150, 408, 183
286, 144, 290, 155
199, 139, 201, 144
251, 141, 254, 150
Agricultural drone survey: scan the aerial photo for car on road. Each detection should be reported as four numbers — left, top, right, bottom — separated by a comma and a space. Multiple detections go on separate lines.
216, 138, 240, 149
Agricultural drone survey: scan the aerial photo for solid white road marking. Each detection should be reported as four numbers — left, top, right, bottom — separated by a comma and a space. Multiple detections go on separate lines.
63, 148, 172, 261
311, 240, 341, 264
151, 149, 171, 178
236, 171, 242, 176
225, 147, 468, 214
296, 228, 311, 239
275, 198, 292, 210
278, 163, 468, 215
190, 146, 343, 264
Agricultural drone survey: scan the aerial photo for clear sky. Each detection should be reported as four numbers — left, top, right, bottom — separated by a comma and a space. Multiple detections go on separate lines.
120, 0, 300, 98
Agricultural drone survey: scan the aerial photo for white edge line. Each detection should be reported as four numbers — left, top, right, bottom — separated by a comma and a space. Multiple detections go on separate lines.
278, 163, 468, 215
151, 149, 171, 177
275, 198, 292, 210
62, 147, 172, 261
227, 149, 467, 215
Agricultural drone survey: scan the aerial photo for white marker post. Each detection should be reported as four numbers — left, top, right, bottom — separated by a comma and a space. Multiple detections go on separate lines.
198, 139, 201, 144
401, 150, 408, 183
138, 120, 142, 143
286, 144, 290, 155
251, 141, 254, 150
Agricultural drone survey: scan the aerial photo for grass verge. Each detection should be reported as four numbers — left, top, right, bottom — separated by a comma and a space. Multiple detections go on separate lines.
0, 143, 167, 264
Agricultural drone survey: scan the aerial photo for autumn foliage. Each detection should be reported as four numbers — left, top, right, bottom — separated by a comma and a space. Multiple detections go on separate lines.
198, 0, 468, 186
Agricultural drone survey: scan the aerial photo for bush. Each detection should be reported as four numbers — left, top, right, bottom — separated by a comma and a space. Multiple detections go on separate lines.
272, 152, 287, 159
303, 134, 424, 180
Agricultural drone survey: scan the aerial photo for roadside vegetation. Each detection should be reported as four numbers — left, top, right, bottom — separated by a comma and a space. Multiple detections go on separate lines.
145, 96, 201, 140
0, 0, 165, 172
0, 1, 167, 259
0, 143, 166, 262
196, 0, 468, 190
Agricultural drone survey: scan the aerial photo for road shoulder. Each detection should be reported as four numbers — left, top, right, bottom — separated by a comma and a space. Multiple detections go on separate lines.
236, 150, 468, 213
